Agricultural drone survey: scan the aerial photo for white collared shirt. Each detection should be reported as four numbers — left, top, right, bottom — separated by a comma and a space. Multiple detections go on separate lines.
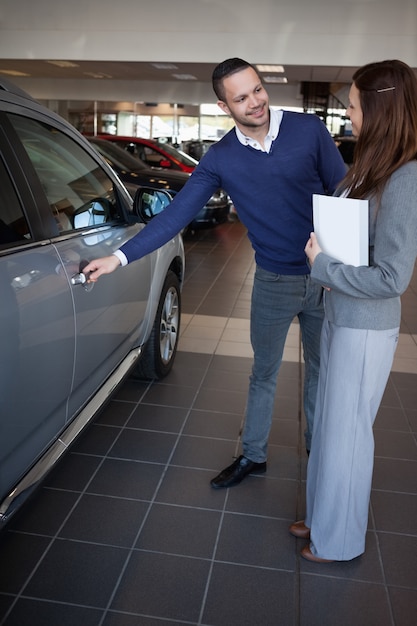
235, 107, 283, 153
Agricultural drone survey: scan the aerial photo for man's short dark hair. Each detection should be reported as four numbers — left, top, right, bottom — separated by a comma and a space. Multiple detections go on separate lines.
212, 58, 260, 101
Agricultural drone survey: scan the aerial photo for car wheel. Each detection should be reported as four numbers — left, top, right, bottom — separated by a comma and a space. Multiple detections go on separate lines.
135, 270, 181, 379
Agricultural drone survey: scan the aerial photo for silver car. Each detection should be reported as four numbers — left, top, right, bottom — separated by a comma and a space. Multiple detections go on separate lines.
0, 79, 184, 525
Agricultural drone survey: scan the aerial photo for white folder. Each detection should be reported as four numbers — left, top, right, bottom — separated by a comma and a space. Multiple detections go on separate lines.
312, 194, 369, 266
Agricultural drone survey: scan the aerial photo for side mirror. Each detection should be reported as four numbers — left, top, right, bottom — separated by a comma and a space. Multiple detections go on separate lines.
133, 187, 172, 223
159, 159, 171, 168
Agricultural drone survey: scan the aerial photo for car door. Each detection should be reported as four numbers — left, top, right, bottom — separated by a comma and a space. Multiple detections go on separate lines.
0, 129, 75, 504
5, 111, 152, 425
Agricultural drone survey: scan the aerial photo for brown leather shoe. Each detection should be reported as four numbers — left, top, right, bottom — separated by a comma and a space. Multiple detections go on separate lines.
300, 544, 334, 563
289, 520, 310, 539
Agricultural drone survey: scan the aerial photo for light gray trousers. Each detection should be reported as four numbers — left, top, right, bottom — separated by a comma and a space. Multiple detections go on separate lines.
305, 319, 399, 561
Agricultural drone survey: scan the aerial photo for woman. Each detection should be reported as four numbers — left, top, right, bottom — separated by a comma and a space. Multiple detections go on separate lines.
290, 60, 417, 562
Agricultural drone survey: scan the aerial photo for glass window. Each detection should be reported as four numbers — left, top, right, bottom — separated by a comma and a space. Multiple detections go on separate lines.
8, 113, 121, 234
0, 156, 31, 248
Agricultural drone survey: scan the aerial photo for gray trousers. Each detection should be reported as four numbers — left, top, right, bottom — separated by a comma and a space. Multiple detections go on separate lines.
305, 319, 399, 561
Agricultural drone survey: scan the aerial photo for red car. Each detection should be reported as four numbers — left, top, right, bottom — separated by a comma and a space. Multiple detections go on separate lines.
96, 135, 199, 173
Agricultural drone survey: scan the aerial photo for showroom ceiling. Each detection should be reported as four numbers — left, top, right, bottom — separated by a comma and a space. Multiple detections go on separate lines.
0, 59, 360, 86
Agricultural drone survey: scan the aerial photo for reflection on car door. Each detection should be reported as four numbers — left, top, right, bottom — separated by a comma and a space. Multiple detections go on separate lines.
9, 112, 152, 425
9, 115, 151, 419
0, 155, 75, 503
56, 225, 151, 420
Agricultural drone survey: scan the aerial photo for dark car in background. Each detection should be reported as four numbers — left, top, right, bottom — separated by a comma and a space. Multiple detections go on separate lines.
334, 135, 357, 166
0, 79, 184, 526
96, 135, 199, 173
89, 137, 230, 233
182, 139, 217, 161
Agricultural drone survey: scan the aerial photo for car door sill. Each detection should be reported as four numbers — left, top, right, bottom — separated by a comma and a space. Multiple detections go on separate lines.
0, 346, 143, 527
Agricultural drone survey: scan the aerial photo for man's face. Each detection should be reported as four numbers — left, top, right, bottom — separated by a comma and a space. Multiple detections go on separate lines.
217, 66, 270, 133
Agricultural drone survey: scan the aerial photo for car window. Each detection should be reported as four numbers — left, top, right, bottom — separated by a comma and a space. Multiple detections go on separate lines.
8, 114, 122, 234
155, 142, 198, 167
0, 155, 31, 248
120, 141, 146, 161
141, 145, 166, 166
90, 139, 148, 171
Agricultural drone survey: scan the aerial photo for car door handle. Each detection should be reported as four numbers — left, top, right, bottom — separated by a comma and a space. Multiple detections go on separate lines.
70, 271, 94, 292
70, 272, 87, 285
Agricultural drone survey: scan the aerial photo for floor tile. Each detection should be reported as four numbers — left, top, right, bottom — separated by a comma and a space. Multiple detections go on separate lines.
182, 409, 243, 439
215, 513, 296, 570
202, 563, 296, 626
0, 533, 51, 594
155, 465, 228, 510
23, 539, 128, 606
2, 599, 102, 626
225, 473, 298, 520
135, 503, 221, 558
126, 403, 187, 432
372, 457, 417, 493
87, 458, 164, 500
389, 587, 417, 626
377, 533, 417, 588
9, 489, 79, 536
371, 491, 417, 534
108, 429, 179, 463
109, 551, 210, 623
58, 493, 150, 546
299, 575, 392, 626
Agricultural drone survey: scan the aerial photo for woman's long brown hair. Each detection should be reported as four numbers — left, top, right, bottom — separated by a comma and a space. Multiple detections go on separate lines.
340, 60, 417, 201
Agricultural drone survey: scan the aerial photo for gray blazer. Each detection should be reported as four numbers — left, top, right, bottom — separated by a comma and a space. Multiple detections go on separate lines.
311, 161, 417, 330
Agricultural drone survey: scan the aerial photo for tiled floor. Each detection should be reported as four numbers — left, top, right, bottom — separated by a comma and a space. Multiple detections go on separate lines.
1, 220, 417, 626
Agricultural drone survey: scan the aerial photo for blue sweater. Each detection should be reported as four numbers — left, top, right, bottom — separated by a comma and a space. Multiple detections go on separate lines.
120, 111, 346, 275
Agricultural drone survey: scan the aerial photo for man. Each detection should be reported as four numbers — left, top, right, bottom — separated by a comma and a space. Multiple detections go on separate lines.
84, 58, 346, 489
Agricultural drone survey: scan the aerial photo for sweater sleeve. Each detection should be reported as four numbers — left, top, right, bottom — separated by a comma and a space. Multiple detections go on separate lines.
315, 118, 347, 194
311, 164, 417, 299
119, 154, 221, 263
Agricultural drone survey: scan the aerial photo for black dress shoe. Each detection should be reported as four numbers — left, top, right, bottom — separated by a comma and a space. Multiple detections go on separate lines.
210, 455, 267, 489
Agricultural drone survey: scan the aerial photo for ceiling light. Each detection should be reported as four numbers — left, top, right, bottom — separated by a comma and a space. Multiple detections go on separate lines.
172, 74, 197, 80
152, 63, 178, 70
0, 69, 30, 77
256, 64, 285, 73
83, 72, 113, 79
263, 76, 288, 84
46, 60, 80, 68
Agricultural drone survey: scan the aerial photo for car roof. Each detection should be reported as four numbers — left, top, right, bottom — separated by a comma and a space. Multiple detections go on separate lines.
98, 135, 155, 143
0, 77, 37, 100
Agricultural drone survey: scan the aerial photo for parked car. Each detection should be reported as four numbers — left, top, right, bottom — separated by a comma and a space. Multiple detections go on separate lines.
0, 78, 185, 526
96, 135, 199, 173
182, 139, 217, 161
89, 137, 230, 232
334, 135, 357, 166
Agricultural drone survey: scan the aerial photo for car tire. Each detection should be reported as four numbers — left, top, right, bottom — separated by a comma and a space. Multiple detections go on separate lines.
135, 270, 181, 380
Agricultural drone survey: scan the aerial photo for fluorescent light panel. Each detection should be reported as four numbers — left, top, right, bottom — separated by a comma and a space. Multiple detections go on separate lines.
256, 64, 285, 73
263, 76, 288, 83
46, 60, 80, 68
172, 73, 197, 80
152, 63, 178, 70
0, 69, 30, 77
